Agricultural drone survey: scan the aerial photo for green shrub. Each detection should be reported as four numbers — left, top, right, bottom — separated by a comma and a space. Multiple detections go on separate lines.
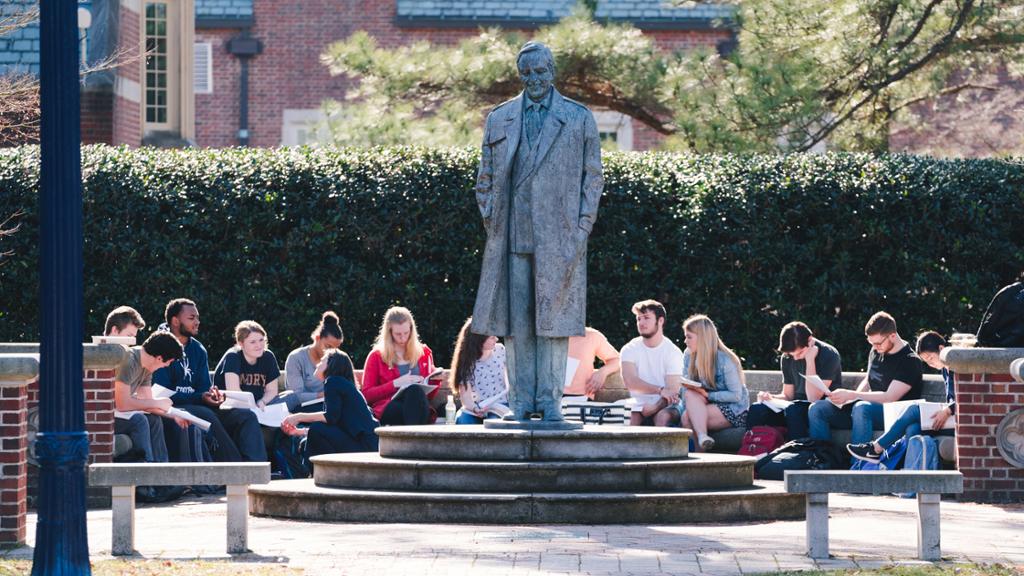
1, 145, 1021, 370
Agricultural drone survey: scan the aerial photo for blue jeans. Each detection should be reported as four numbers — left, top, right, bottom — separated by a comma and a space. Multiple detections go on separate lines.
875, 404, 921, 449
455, 409, 501, 425
808, 400, 883, 444
115, 413, 168, 463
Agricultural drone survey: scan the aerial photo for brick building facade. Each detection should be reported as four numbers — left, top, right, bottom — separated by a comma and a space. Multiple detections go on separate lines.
2, 1, 1020, 154
2, 0, 731, 150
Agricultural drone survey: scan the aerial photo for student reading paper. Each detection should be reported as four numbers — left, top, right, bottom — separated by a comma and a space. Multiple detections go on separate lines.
746, 322, 843, 440
448, 317, 511, 424
847, 331, 956, 464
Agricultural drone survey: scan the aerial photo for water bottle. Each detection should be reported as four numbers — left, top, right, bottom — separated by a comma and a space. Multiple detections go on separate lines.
445, 395, 457, 425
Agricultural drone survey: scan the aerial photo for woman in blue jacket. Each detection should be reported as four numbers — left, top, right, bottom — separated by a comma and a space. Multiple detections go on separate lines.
281, 349, 379, 456
678, 315, 750, 451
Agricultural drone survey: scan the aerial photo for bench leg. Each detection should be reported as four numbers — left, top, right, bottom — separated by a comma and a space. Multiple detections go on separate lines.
111, 485, 135, 556
806, 493, 829, 559
917, 493, 941, 561
226, 484, 249, 554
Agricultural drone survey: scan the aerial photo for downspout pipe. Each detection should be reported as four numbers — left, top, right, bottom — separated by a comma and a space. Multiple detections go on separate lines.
227, 33, 262, 146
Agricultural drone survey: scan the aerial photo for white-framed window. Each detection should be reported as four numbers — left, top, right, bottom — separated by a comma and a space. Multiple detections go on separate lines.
593, 110, 634, 151
193, 42, 212, 94
282, 109, 328, 146
144, 1, 178, 129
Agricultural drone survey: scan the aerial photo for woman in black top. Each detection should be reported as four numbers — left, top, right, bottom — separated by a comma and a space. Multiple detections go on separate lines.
282, 349, 379, 456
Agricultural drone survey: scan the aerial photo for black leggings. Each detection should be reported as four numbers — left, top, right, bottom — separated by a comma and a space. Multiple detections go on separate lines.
380, 385, 431, 426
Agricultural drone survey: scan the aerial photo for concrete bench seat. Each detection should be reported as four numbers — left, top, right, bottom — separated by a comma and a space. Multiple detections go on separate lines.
784, 470, 963, 560
89, 462, 270, 555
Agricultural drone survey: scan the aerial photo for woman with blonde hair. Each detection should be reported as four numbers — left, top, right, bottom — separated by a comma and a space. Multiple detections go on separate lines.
361, 306, 442, 425
678, 315, 749, 451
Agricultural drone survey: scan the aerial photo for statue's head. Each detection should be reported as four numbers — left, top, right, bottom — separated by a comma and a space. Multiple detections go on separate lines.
517, 42, 555, 102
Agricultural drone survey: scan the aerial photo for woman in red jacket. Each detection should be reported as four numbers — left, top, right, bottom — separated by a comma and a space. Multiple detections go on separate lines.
361, 306, 442, 425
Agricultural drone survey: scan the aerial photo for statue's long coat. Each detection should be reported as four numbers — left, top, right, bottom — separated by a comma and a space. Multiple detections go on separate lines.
471, 89, 604, 338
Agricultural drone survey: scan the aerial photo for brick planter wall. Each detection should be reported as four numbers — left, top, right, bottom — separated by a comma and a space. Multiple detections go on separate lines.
26, 369, 117, 508
954, 371, 1024, 502
0, 382, 28, 547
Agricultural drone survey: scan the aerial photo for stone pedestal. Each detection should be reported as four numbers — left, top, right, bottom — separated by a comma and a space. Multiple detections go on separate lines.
250, 426, 806, 524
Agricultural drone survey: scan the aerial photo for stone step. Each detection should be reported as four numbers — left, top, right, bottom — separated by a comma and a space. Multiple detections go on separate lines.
311, 452, 755, 493
376, 425, 690, 461
249, 480, 804, 524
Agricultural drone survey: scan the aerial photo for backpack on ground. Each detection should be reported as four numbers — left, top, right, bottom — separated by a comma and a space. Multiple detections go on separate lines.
903, 434, 940, 471
892, 434, 941, 498
849, 436, 908, 471
976, 281, 1024, 347
272, 429, 311, 479
754, 438, 839, 480
738, 426, 787, 457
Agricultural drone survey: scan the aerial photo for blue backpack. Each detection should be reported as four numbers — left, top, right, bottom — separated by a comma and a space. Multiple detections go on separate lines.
850, 436, 908, 471
895, 434, 940, 497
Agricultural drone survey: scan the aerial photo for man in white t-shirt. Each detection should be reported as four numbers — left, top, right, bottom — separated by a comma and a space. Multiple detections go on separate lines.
620, 300, 684, 426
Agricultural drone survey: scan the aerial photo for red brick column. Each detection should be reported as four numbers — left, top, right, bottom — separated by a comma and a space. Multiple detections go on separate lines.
27, 368, 118, 508
946, 347, 1024, 503
0, 353, 38, 548
0, 382, 28, 546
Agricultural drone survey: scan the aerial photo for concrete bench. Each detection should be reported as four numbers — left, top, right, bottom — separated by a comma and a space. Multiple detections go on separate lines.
89, 462, 270, 555
784, 470, 963, 561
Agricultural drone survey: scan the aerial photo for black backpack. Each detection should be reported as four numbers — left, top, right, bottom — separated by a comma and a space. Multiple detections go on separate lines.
976, 282, 1024, 347
754, 438, 841, 480
272, 430, 311, 479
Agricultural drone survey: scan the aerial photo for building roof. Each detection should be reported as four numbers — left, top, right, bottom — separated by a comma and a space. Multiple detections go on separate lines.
195, 0, 252, 19
595, 0, 733, 28
0, 1, 41, 75
395, 0, 734, 29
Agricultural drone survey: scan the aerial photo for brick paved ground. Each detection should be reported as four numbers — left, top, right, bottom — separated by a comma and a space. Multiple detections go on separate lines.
7, 488, 1024, 575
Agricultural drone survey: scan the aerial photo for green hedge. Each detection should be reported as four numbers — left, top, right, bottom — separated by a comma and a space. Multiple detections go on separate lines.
1, 145, 1022, 371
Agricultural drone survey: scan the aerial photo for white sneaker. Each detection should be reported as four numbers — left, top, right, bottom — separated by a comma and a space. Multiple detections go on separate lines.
699, 434, 715, 451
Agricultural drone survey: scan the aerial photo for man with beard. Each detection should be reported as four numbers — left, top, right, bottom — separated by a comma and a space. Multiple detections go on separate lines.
808, 311, 923, 447
153, 298, 266, 462
619, 300, 684, 427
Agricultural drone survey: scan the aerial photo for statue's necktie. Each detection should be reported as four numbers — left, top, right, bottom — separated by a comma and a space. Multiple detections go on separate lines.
526, 105, 542, 148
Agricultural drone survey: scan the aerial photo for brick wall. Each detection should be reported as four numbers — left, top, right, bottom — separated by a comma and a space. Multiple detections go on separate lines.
192, 1, 725, 149
112, 3, 142, 146
81, 86, 114, 145
954, 372, 1024, 502
26, 369, 116, 508
0, 383, 27, 546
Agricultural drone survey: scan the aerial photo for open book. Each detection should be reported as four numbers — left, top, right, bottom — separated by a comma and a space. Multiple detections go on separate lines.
757, 397, 793, 413
883, 399, 955, 432
802, 374, 852, 407
221, 390, 290, 428
391, 367, 444, 400
476, 390, 512, 418
680, 376, 704, 390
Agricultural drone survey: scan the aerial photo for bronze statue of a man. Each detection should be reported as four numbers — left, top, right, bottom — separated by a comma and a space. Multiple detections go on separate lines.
471, 41, 604, 422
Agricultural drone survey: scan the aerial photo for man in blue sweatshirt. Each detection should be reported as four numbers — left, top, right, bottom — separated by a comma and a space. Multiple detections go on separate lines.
153, 298, 266, 462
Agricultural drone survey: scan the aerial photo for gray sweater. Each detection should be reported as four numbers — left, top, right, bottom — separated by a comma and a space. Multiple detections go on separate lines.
284, 345, 324, 403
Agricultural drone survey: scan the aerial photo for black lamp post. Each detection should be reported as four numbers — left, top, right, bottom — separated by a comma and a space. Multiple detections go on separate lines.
31, 0, 91, 574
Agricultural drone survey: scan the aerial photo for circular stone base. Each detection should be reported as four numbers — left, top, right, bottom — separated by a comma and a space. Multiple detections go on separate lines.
484, 419, 584, 431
